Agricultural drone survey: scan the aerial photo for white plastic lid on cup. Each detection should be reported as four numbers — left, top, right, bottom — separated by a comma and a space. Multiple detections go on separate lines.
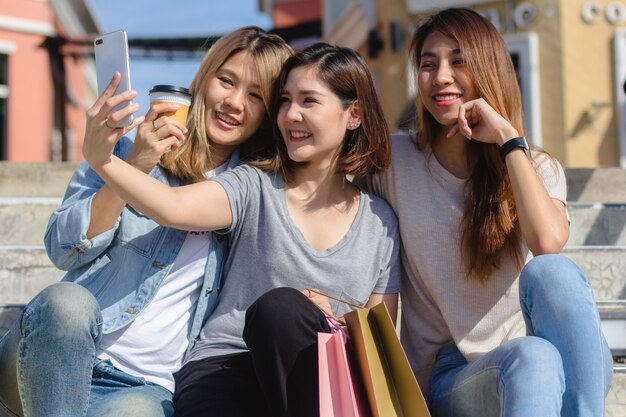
148, 85, 192, 106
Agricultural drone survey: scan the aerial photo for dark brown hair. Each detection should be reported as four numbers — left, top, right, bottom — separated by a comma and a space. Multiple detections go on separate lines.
410, 8, 525, 282
256, 42, 390, 182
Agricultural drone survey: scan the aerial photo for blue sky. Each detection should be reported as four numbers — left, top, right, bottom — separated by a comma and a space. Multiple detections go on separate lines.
88, 0, 272, 112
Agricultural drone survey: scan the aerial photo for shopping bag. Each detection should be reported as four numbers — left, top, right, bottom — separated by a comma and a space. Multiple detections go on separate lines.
344, 303, 431, 417
318, 330, 371, 417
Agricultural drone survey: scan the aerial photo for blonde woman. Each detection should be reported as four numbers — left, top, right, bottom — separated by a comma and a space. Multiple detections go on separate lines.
0, 27, 291, 417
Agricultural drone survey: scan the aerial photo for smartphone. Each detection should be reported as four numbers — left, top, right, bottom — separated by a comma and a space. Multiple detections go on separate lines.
94, 29, 133, 128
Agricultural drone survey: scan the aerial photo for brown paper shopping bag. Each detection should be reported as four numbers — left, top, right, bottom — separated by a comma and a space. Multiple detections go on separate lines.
344, 303, 431, 417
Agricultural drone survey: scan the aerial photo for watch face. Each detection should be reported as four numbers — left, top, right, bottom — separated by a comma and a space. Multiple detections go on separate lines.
521, 137, 529, 149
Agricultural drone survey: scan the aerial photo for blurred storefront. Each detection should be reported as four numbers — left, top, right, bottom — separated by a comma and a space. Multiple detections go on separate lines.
0, 0, 100, 162
262, 0, 626, 168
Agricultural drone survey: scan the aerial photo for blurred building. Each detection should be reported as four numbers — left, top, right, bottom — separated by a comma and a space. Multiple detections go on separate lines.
262, 0, 626, 168
0, 0, 100, 162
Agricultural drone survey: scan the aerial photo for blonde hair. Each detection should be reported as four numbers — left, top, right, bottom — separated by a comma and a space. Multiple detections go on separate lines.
160, 26, 292, 183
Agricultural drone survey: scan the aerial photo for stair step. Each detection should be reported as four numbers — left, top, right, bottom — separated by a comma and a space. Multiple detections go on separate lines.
0, 245, 622, 306
567, 203, 626, 246
0, 246, 64, 305
0, 164, 622, 201
563, 246, 626, 301
598, 301, 626, 356
0, 162, 77, 197
0, 197, 61, 245
566, 168, 626, 203
7, 200, 620, 247
608, 366, 626, 417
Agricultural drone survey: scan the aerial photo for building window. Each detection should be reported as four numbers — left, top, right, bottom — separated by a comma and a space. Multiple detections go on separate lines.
615, 29, 626, 168
505, 32, 541, 147
0, 53, 8, 160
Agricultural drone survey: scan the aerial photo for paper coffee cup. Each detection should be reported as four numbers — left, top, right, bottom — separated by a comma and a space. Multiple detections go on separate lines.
149, 85, 192, 125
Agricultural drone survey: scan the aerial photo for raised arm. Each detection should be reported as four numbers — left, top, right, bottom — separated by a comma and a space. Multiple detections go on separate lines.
89, 155, 232, 232
85, 73, 187, 238
82, 89, 232, 231
450, 98, 569, 254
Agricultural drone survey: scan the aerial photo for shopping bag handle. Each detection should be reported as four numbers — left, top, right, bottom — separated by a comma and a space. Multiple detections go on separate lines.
304, 288, 365, 310
305, 288, 360, 333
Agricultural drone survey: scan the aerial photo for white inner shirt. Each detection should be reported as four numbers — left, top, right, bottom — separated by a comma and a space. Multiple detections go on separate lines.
97, 162, 227, 392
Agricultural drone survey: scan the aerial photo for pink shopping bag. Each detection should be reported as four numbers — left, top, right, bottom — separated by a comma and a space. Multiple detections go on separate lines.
318, 331, 371, 417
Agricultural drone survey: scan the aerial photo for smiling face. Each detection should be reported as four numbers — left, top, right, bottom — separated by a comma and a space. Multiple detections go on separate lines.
417, 31, 478, 127
204, 51, 266, 159
277, 65, 358, 169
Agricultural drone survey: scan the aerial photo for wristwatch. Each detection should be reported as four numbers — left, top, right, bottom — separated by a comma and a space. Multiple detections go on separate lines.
500, 136, 530, 161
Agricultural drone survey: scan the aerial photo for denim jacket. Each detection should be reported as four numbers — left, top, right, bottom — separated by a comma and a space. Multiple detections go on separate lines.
44, 135, 237, 356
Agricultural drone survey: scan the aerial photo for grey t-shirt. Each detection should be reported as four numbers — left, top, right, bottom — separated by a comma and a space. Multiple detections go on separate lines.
185, 165, 401, 363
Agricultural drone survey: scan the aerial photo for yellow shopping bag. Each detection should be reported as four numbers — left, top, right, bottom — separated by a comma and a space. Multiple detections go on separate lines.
344, 303, 431, 417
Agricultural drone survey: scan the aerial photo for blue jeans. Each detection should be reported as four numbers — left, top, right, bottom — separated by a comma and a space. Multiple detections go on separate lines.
428, 254, 613, 417
0, 283, 174, 417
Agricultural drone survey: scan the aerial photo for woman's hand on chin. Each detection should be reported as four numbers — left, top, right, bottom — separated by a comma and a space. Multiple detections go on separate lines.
446, 98, 518, 145
83, 72, 144, 169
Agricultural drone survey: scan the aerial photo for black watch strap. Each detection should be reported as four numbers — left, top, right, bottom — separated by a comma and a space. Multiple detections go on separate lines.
500, 136, 529, 161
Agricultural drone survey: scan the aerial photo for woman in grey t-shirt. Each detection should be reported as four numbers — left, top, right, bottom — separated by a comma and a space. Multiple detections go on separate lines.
82, 43, 401, 417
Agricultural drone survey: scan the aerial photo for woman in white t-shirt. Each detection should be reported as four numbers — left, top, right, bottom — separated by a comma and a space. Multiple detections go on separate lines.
361, 8, 612, 417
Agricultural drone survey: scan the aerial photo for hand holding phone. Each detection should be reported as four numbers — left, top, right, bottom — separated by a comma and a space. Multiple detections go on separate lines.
94, 29, 134, 128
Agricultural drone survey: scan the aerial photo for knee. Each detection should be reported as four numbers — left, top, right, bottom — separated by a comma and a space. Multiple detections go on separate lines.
245, 288, 309, 328
244, 287, 325, 342
520, 254, 588, 295
500, 337, 565, 393
89, 391, 173, 417
24, 283, 101, 338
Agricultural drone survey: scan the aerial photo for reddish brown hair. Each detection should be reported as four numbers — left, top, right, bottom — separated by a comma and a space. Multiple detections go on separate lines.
410, 8, 524, 282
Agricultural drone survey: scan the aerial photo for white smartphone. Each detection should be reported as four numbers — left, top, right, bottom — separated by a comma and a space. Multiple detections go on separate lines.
94, 29, 133, 128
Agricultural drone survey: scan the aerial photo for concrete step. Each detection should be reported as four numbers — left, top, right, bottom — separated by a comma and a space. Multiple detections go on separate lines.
598, 301, 626, 357
566, 168, 626, 203
563, 246, 626, 301
608, 365, 626, 417
0, 245, 622, 305
0, 246, 64, 305
0, 197, 61, 246
0, 163, 623, 201
4, 200, 619, 247
0, 162, 77, 197
567, 203, 626, 246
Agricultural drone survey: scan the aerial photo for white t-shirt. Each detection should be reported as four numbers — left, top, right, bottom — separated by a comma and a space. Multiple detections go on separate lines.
97, 163, 227, 392
363, 134, 568, 391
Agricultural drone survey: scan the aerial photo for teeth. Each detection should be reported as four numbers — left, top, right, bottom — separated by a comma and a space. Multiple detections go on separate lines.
290, 130, 311, 138
217, 112, 240, 125
435, 94, 460, 101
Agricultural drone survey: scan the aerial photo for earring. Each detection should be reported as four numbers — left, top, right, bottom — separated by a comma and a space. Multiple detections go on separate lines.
348, 120, 361, 130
